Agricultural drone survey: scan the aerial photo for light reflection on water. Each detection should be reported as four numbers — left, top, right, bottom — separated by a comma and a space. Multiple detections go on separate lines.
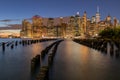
0, 38, 55, 80
0, 38, 21, 43
0, 39, 120, 80
49, 40, 120, 80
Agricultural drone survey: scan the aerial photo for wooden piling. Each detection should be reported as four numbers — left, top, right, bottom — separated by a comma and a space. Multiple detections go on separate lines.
2, 42, 5, 52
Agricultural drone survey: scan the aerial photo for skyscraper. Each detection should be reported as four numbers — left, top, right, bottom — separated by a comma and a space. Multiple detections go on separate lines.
96, 6, 100, 23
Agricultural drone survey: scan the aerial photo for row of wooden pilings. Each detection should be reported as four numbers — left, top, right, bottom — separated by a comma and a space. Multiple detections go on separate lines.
30, 40, 63, 80
73, 39, 120, 58
0, 38, 57, 52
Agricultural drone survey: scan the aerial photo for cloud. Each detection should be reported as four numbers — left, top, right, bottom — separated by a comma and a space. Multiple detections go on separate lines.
7, 24, 22, 27
0, 19, 20, 22
0, 24, 22, 30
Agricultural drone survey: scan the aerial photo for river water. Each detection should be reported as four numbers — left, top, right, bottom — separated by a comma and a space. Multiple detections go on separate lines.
0, 38, 56, 80
0, 38, 21, 43
0, 39, 120, 80
49, 40, 120, 80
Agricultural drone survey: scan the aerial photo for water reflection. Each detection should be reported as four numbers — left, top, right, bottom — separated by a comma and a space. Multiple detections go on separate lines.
49, 40, 120, 80
0, 39, 120, 80
30, 43, 43, 57
79, 45, 90, 65
0, 39, 56, 80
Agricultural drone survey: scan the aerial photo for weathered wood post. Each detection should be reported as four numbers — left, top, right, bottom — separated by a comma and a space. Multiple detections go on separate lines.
2, 42, 5, 52
110, 41, 114, 56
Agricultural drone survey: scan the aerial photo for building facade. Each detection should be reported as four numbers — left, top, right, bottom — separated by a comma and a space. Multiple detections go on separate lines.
20, 10, 119, 38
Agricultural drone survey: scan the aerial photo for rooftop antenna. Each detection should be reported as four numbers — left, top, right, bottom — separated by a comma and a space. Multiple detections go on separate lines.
97, 6, 99, 13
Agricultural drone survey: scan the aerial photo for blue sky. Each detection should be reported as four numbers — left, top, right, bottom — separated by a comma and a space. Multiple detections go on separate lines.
0, 0, 120, 27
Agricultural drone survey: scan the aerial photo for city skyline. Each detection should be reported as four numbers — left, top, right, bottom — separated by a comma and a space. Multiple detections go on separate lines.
0, 0, 120, 27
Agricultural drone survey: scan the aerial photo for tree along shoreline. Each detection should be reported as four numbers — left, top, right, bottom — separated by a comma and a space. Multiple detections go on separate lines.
99, 27, 120, 40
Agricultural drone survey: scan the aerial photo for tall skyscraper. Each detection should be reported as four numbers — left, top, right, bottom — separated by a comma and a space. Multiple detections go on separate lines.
96, 6, 100, 23
82, 11, 87, 33
113, 17, 118, 27
91, 16, 96, 23
106, 14, 111, 22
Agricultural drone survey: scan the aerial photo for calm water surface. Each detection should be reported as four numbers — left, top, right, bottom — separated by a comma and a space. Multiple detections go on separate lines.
0, 39, 120, 80
0, 38, 21, 43
0, 38, 56, 80
49, 40, 120, 80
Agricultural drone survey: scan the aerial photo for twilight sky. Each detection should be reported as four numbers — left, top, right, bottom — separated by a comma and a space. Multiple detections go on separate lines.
0, 0, 120, 27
